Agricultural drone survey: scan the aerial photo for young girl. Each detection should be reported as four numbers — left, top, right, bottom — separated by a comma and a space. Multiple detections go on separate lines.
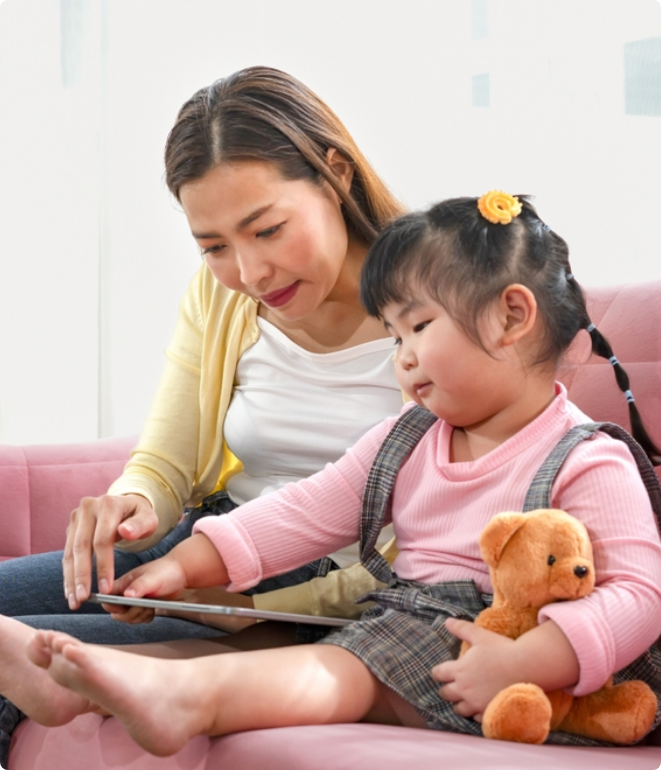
8, 191, 661, 753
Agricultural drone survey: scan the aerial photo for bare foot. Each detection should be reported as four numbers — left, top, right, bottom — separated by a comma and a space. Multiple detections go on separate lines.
41, 633, 211, 756
0, 617, 91, 725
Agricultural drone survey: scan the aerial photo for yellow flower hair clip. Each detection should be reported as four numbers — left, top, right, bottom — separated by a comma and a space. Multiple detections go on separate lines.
477, 190, 522, 225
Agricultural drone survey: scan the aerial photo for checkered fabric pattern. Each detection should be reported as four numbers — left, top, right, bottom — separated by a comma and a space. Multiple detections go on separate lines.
522, 422, 661, 522
359, 406, 438, 583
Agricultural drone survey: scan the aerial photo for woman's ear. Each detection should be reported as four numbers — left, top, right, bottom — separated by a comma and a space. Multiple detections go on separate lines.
325, 147, 354, 194
498, 284, 538, 346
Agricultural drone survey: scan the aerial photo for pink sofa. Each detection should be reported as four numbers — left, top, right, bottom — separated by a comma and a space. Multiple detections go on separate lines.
3, 281, 661, 769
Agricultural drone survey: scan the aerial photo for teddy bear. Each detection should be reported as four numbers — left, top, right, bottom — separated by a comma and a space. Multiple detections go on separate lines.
464, 508, 658, 745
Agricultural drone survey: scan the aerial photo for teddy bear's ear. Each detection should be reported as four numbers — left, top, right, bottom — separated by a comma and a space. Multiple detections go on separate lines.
479, 512, 528, 568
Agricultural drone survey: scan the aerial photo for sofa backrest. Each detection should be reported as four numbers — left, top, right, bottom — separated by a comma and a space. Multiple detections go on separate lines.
559, 281, 661, 484
0, 435, 136, 560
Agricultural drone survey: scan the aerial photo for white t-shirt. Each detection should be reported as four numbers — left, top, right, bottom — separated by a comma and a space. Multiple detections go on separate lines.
224, 317, 401, 567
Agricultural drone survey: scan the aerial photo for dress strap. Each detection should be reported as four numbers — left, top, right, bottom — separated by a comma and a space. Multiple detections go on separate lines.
523, 422, 661, 529
360, 406, 438, 582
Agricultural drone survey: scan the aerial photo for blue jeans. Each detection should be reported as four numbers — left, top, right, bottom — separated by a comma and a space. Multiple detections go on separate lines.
0, 492, 336, 644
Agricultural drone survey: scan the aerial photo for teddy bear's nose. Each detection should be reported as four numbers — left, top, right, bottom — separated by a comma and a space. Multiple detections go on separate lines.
574, 566, 589, 579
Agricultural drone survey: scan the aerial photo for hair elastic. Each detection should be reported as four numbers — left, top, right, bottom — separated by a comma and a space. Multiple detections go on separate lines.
608, 356, 620, 367
624, 389, 635, 404
585, 323, 596, 333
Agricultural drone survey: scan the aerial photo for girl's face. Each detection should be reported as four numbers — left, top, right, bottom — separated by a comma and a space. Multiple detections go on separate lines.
180, 161, 351, 321
382, 291, 518, 429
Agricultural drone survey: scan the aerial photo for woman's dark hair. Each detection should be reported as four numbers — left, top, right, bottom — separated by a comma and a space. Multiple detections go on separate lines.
164, 66, 404, 245
361, 195, 661, 464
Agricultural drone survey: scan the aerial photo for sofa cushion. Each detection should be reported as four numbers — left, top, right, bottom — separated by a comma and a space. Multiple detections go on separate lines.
11, 719, 661, 770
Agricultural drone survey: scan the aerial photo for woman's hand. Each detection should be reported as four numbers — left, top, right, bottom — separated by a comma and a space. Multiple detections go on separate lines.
63, 493, 159, 610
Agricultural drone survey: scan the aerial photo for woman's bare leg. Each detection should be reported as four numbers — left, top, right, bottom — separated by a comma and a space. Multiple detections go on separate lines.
34, 632, 417, 757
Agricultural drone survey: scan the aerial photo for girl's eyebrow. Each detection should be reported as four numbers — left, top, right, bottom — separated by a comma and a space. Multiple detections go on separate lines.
191, 204, 274, 239
383, 299, 425, 330
396, 298, 423, 319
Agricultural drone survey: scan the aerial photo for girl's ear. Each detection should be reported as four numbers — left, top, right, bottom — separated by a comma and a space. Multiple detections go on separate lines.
325, 147, 354, 194
498, 283, 538, 346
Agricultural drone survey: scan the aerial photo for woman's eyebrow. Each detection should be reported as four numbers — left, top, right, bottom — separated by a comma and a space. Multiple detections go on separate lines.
192, 204, 274, 239
237, 204, 273, 230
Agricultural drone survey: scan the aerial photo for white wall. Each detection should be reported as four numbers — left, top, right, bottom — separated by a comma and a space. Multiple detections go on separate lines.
0, 0, 102, 443
0, 0, 660, 444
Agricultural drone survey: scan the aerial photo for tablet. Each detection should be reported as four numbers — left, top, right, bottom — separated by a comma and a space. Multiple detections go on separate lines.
87, 593, 354, 627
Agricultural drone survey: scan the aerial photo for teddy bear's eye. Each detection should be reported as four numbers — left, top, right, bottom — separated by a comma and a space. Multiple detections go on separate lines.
547, 555, 556, 566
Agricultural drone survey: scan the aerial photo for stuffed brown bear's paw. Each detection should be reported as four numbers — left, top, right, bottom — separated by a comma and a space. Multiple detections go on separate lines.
559, 680, 658, 745
482, 683, 552, 744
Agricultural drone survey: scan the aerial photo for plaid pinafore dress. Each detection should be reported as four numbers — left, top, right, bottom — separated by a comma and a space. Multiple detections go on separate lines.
318, 405, 661, 745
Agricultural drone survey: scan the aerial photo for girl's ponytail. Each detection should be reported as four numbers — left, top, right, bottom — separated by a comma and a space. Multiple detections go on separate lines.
585, 321, 661, 465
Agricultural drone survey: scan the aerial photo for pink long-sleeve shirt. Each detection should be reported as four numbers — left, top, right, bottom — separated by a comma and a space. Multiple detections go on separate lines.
195, 386, 661, 696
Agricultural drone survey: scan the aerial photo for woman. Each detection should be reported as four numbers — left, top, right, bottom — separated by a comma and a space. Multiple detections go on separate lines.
0, 66, 405, 646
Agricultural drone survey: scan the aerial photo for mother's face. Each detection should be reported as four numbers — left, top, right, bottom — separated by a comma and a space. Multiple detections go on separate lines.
180, 160, 351, 321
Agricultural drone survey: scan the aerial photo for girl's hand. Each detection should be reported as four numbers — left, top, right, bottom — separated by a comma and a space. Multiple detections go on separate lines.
101, 602, 157, 625
111, 555, 188, 603
98, 556, 188, 625
432, 617, 580, 721
103, 534, 232, 625
432, 618, 521, 721
63, 493, 159, 610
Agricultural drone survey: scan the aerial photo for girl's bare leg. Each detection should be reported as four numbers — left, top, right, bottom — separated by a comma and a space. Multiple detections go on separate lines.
35, 632, 422, 757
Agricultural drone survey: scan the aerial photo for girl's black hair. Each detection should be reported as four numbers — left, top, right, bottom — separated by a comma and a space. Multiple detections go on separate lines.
361, 195, 661, 465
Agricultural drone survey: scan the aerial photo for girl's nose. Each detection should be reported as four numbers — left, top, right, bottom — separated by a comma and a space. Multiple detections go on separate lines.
396, 343, 417, 370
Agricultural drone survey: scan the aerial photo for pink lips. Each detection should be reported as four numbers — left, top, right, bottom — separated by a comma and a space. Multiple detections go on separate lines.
413, 382, 432, 397
260, 281, 300, 308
